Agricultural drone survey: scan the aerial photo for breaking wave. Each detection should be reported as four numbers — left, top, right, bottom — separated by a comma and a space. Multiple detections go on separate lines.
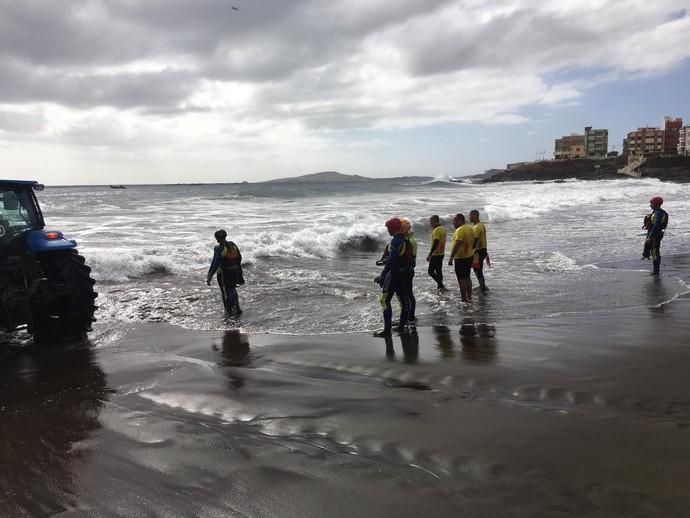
482, 178, 686, 223
534, 251, 597, 272
246, 224, 388, 259
85, 249, 179, 283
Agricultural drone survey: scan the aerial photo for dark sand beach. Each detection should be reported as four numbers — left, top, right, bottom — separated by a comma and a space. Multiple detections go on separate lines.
2, 264, 689, 517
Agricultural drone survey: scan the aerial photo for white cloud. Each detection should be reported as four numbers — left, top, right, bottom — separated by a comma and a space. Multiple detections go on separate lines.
0, 0, 688, 182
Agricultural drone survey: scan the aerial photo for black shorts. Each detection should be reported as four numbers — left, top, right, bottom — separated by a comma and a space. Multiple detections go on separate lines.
454, 257, 473, 280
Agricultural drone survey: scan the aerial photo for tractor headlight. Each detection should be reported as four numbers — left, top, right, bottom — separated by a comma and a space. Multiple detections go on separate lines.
44, 231, 64, 240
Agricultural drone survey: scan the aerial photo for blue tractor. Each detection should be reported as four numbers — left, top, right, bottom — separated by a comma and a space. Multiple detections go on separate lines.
0, 180, 96, 343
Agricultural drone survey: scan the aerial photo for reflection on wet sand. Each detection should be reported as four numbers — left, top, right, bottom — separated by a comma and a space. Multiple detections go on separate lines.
219, 329, 251, 367
645, 275, 676, 316
459, 321, 497, 363
216, 329, 251, 390
432, 325, 455, 358
1, 304, 687, 517
384, 330, 419, 363
0, 344, 107, 517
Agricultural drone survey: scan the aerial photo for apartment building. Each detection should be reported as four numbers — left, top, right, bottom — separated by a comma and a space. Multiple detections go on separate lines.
584, 127, 608, 159
679, 127, 690, 157
626, 127, 665, 157
554, 134, 585, 159
663, 116, 683, 154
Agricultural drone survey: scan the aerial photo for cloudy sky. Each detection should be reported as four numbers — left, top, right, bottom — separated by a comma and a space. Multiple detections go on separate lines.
1, 0, 689, 184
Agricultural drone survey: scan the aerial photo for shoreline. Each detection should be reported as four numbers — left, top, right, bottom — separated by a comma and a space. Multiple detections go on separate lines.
2, 280, 690, 516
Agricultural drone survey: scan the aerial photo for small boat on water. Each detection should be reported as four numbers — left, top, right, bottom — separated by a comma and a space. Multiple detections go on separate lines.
110, 185, 127, 189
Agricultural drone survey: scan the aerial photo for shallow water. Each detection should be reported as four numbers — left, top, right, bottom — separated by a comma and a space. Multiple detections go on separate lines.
37, 178, 690, 335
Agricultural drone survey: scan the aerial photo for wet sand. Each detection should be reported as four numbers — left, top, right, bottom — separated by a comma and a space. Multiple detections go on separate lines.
2, 292, 690, 516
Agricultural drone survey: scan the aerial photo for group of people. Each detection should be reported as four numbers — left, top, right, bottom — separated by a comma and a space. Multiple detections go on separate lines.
373, 211, 490, 337
205, 196, 668, 330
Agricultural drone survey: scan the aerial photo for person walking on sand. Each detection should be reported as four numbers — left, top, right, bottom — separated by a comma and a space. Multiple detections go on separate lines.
426, 215, 446, 290
448, 213, 475, 302
206, 229, 244, 316
469, 210, 490, 292
374, 217, 413, 337
646, 196, 668, 276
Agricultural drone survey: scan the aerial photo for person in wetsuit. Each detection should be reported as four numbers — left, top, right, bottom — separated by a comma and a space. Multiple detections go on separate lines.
426, 215, 446, 290
206, 229, 244, 315
469, 209, 490, 292
400, 217, 417, 324
646, 196, 668, 276
374, 217, 412, 337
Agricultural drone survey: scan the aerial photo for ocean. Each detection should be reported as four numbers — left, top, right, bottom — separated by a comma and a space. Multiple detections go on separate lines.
39, 177, 690, 337
4, 177, 690, 517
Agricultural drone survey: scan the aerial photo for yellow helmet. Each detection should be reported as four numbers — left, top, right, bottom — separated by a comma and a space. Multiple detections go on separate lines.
400, 217, 412, 234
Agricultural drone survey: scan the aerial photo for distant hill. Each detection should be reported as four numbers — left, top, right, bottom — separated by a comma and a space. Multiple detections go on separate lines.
265, 171, 433, 183
265, 171, 369, 183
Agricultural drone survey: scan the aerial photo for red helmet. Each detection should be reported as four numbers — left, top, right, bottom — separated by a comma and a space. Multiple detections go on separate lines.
649, 196, 663, 208
385, 217, 402, 233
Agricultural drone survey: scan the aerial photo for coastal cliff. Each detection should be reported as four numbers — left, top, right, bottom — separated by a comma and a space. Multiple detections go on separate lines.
642, 156, 690, 182
484, 158, 621, 183
483, 156, 690, 183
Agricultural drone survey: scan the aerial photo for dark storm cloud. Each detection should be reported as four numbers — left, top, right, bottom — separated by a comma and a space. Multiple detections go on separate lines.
0, 1, 152, 66
0, 57, 199, 109
0, 0, 687, 127
404, 8, 606, 76
0, 0, 456, 109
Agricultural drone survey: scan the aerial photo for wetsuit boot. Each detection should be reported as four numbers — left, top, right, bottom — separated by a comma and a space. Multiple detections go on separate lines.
651, 240, 661, 275
375, 292, 394, 337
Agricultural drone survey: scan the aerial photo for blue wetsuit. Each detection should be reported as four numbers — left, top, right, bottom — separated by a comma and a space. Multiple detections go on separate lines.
208, 241, 243, 314
378, 233, 410, 332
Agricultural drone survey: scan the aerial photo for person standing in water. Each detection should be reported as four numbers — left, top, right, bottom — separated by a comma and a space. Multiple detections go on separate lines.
374, 217, 412, 337
426, 215, 446, 290
400, 218, 418, 324
469, 210, 490, 292
448, 213, 475, 303
646, 196, 668, 276
206, 229, 244, 315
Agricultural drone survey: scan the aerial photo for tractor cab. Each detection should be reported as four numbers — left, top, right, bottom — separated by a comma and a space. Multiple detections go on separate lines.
0, 181, 45, 249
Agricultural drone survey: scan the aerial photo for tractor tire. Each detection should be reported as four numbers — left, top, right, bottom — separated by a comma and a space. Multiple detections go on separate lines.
31, 250, 97, 344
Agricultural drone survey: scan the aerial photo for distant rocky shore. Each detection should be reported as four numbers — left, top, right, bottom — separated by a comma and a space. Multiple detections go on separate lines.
265, 171, 433, 183
480, 156, 690, 183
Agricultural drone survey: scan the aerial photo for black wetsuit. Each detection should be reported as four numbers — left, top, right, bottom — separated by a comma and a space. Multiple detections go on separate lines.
647, 208, 668, 275
208, 240, 243, 314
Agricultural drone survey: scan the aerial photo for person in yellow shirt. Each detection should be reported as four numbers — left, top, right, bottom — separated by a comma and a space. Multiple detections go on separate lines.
426, 215, 446, 290
469, 209, 489, 292
447, 213, 475, 302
